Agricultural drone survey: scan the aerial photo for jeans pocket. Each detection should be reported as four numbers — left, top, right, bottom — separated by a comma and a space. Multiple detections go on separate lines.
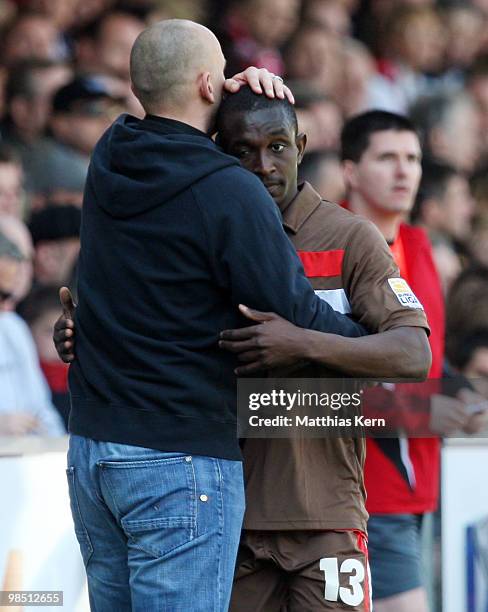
66, 466, 94, 567
99, 455, 197, 558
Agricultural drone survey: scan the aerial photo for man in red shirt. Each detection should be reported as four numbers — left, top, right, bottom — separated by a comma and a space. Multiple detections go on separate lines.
340, 111, 485, 612
340, 110, 444, 612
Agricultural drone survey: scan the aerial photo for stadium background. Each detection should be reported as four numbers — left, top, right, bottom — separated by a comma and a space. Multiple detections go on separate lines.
0, 0, 487, 610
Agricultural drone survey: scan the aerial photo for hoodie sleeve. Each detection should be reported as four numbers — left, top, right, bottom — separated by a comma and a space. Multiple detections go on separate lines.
194, 167, 368, 338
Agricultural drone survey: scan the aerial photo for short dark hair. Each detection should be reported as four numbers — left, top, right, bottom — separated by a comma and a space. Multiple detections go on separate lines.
450, 328, 488, 370
216, 86, 298, 147
0, 143, 20, 166
411, 160, 460, 223
467, 53, 488, 82
341, 110, 417, 162
6, 58, 61, 103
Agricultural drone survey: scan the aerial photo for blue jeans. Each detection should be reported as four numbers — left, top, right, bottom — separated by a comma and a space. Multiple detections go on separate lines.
67, 434, 245, 611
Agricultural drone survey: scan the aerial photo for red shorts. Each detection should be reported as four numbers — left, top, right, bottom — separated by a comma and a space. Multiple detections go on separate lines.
230, 529, 372, 611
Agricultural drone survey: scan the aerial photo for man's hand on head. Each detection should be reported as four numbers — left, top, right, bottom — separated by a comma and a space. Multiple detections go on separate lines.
53, 286, 77, 363
219, 304, 307, 375
225, 67, 295, 104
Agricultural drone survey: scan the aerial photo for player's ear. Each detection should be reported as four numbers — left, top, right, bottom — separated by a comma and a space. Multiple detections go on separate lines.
198, 71, 215, 104
342, 159, 359, 190
296, 133, 307, 165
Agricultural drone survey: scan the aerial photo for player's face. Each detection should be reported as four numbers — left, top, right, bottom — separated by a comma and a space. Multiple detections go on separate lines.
344, 130, 422, 215
222, 108, 306, 210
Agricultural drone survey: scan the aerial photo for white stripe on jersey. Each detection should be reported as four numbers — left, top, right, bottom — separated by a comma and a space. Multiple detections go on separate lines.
315, 288, 352, 314
399, 436, 416, 489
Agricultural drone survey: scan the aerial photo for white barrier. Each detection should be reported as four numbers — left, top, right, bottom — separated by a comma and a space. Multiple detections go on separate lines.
3, 436, 488, 612
442, 439, 488, 612
0, 438, 89, 611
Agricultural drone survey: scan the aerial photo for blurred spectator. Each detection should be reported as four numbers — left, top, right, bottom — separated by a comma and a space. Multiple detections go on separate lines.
339, 37, 376, 116
298, 150, 345, 202
2, 59, 72, 146
411, 91, 481, 174
74, 10, 144, 81
1, 59, 72, 201
449, 328, 488, 398
443, 3, 485, 75
467, 54, 488, 159
367, 4, 447, 113
446, 265, 488, 361
0, 0, 15, 28
0, 144, 24, 218
51, 75, 123, 154
0, 213, 33, 306
1, 10, 64, 67
473, 0, 488, 18
71, 9, 145, 114
471, 164, 488, 220
28, 205, 81, 288
458, 330, 488, 378
29, 75, 126, 197
147, 0, 209, 23
302, 0, 352, 36
412, 161, 475, 293
0, 231, 65, 436
413, 162, 475, 244
0, 65, 7, 118
21, 0, 79, 30
427, 236, 462, 297
220, 0, 301, 76
18, 285, 70, 427
470, 220, 488, 267
71, 0, 117, 29
285, 22, 343, 98
295, 91, 343, 152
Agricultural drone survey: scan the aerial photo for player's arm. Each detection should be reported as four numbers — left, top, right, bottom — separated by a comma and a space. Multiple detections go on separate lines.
219, 217, 431, 377
219, 305, 431, 377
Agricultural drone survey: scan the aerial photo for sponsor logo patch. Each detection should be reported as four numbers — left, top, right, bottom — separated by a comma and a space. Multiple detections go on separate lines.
387, 278, 424, 309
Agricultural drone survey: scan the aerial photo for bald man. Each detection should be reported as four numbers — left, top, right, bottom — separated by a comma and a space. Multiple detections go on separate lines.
64, 20, 369, 611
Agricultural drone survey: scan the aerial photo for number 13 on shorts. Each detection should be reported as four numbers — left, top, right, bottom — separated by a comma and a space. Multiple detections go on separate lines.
319, 554, 372, 610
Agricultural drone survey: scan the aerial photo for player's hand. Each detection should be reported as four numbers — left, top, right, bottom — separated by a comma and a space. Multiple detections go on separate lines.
224, 67, 294, 104
53, 287, 77, 363
0, 412, 39, 436
219, 304, 305, 374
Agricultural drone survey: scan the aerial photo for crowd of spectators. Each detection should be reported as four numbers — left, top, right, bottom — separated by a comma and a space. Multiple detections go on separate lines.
0, 0, 487, 434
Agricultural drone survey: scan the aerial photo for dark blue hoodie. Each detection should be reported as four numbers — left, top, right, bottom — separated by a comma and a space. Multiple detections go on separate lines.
69, 114, 367, 460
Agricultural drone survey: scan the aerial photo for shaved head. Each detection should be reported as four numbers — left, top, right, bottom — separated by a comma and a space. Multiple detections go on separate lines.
130, 19, 225, 114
